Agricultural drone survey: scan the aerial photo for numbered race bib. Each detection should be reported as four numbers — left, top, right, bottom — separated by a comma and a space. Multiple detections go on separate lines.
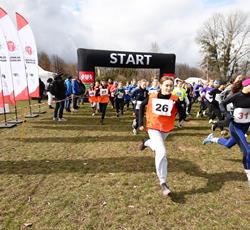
89, 90, 95, 97
125, 89, 129, 94
100, 89, 108, 96
152, 98, 173, 116
233, 108, 250, 123
118, 92, 124, 99
205, 91, 213, 102
135, 101, 142, 110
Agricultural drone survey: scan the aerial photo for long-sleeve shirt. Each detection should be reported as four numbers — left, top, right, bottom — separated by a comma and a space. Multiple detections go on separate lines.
138, 92, 185, 127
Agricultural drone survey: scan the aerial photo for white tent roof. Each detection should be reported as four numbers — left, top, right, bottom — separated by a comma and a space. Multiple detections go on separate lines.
185, 77, 207, 85
38, 66, 55, 83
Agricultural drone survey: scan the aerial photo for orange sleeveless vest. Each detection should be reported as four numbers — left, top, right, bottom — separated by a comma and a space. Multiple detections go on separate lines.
98, 89, 109, 103
88, 89, 97, 103
146, 92, 178, 133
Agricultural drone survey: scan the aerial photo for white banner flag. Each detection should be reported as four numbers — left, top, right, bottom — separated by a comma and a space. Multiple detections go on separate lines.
0, 27, 15, 107
16, 12, 39, 97
0, 7, 28, 100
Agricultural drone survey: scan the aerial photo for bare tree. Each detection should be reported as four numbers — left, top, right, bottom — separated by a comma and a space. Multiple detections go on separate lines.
197, 11, 250, 81
176, 64, 204, 80
151, 41, 160, 53
38, 51, 51, 71
50, 54, 66, 73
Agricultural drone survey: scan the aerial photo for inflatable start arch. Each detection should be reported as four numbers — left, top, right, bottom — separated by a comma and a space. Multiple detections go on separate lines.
77, 48, 176, 84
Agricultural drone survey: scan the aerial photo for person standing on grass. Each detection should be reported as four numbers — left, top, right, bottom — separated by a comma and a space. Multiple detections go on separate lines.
203, 77, 250, 188
51, 72, 67, 121
71, 76, 81, 111
38, 78, 45, 104
46, 78, 54, 109
64, 76, 72, 112
138, 76, 185, 196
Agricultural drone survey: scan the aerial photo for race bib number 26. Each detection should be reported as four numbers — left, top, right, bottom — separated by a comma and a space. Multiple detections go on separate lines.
152, 98, 173, 116
233, 108, 250, 123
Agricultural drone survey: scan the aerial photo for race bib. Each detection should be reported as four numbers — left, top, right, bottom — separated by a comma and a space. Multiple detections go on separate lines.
233, 108, 250, 123
118, 92, 124, 99
135, 101, 142, 110
89, 90, 95, 97
100, 89, 108, 96
125, 89, 129, 94
111, 92, 115, 97
152, 98, 173, 116
205, 91, 213, 102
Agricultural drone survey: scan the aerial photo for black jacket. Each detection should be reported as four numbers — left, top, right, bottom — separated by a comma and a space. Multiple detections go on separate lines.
51, 75, 66, 100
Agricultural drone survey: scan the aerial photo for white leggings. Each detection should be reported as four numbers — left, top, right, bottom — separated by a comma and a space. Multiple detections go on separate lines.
145, 129, 169, 185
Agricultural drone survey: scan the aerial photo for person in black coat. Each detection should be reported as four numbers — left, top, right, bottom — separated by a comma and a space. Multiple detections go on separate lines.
51, 73, 67, 121
38, 78, 45, 103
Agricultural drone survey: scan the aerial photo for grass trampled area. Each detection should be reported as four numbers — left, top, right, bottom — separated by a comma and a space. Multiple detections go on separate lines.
0, 102, 249, 230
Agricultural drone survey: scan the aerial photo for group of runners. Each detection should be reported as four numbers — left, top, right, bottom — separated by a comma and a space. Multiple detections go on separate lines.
50, 73, 250, 197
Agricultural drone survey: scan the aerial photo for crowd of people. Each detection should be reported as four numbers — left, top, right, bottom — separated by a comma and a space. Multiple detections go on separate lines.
43, 72, 250, 196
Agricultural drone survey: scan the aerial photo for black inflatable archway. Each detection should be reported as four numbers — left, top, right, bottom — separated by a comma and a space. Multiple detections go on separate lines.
77, 48, 176, 84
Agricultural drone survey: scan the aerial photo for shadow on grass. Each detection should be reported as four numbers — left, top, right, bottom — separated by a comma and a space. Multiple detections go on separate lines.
169, 157, 245, 204
0, 157, 245, 204
30, 124, 133, 132
9, 130, 207, 142
9, 135, 143, 143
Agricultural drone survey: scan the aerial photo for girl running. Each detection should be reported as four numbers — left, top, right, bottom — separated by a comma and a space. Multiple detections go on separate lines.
203, 77, 250, 187
98, 81, 110, 125
138, 76, 185, 196
114, 82, 125, 117
87, 83, 98, 116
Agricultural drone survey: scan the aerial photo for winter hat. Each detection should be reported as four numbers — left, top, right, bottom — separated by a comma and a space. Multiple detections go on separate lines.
242, 78, 250, 87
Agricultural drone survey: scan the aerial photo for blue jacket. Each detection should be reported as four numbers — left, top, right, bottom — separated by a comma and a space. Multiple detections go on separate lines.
65, 79, 72, 96
72, 79, 81, 95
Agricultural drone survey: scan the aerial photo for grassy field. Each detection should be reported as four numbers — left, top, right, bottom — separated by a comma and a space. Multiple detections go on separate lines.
0, 101, 249, 230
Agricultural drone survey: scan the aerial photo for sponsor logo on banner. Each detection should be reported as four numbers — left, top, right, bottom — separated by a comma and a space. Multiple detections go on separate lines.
25, 46, 32, 55
79, 71, 94, 83
7, 41, 15, 52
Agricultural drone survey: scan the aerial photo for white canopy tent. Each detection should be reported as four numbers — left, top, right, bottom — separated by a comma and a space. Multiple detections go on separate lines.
185, 77, 207, 85
38, 66, 55, 84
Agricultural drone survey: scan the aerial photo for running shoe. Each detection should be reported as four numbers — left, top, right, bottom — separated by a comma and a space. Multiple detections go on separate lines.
53, 117, 57, 121
202, 133, 214, 145
132, 119, 137, 129
132, 128, 138, 135
211, 123, 217, 131
58, 118, 67, 122
160, 183, 171, 196
139, 138, 148, 151
208, 119, 216, 124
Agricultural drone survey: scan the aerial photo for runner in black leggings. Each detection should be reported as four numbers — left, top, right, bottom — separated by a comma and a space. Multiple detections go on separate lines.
203, 77, 250, 187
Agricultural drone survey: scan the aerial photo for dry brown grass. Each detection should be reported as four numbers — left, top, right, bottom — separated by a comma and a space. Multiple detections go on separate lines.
0, 102, 249, 229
